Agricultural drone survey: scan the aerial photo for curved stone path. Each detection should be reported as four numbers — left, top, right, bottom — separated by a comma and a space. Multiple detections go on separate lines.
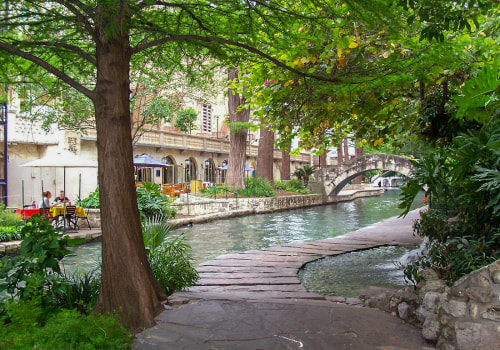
185, 208, 423, 302
134, 208, 435, 349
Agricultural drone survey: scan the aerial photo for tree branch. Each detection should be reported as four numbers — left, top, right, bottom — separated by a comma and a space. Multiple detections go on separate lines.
0, 42, 94, 100
12, 40, 97, 65
132, 35, 340, 83
53, 0, 97, 41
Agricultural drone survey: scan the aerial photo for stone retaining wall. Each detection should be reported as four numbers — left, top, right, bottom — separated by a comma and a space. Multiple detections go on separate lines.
83, 209, 101, 228
417, 261, 500, 350
171, 188, 385, 217
76, 189, 385, 226
361, 260, 500, 350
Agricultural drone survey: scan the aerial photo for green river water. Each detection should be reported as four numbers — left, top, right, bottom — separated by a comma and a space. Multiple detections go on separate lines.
62, 189, 424, 297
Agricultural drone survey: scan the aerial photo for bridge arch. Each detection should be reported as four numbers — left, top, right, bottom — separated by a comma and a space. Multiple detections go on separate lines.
322, 154, 414, 196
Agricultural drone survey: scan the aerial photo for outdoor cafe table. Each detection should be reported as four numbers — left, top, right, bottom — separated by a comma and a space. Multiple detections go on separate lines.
15, 207, 41, 218
50, 206, 86, 218
49, 206, 87, 232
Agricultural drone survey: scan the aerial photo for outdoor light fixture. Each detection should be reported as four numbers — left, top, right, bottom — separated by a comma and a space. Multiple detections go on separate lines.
184, 159, 190, 182
215, 115, 219, 138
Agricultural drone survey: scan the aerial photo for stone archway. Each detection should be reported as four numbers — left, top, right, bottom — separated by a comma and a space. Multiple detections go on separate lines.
323, 154, 414, 196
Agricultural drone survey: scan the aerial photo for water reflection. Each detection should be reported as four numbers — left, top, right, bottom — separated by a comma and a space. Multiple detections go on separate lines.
62, 189, 424, 272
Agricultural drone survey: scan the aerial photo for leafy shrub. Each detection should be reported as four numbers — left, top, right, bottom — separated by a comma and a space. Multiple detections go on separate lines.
0, 301, 131, 350
404, 210, 500, 285
77, 183, 177, 220
76, 187, 100, 208
0, 205, 23, 242
0, 225, 24, 242
142, 214, 171, 253
0, 217, 131, 349
53, 269, 101, 314
235, 176, 276, 197
136, 182, 177, 221
0, 204, 22, 227
0, 215, 83, 306
275, 179, 309, 194
199, 184, 234, 197
400, 117, 500, 285
292, 164, 315, 186
142, 215, 199, 296
149, 235, 199, 296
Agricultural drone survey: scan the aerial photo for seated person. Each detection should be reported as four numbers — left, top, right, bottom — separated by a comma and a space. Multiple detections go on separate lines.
54, 190, 71, 206
38, 190, 52, 209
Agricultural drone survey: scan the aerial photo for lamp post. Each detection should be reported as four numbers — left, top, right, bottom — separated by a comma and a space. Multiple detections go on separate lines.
215, 115, 219, 139
0, 88, 7, 206
221, 160, 227, 184
185, 158, 190, 182
205, 159, 211, 183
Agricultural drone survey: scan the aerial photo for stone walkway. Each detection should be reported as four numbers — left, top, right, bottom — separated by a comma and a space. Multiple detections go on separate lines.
134, 208, 435, 349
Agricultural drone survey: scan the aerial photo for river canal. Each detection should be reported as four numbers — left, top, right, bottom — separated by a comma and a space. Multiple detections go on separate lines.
62, 189, 424, 276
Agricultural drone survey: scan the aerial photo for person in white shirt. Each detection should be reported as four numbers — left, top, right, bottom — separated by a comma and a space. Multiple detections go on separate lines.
38, 191, 52, 209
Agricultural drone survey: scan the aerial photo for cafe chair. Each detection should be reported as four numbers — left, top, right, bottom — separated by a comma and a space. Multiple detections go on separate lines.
39, 208, 52, 219
64, 205, 79, 230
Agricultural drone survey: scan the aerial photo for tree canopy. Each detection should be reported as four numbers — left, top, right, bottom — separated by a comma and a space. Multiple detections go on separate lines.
233, 1, 499, 154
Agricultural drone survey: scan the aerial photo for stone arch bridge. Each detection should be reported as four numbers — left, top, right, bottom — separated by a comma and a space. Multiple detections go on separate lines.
319, 153, 414, 196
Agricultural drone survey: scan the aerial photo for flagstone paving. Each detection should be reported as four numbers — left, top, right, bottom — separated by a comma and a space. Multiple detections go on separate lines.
134, 208, 435, 349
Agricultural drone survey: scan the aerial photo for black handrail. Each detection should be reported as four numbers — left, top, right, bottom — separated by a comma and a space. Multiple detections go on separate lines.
213, 184, 238, 210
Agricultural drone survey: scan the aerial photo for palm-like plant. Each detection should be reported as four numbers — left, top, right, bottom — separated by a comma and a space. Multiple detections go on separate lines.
293, 164, 316, 186
142, 215, 198, 296
142, 214, 172, 253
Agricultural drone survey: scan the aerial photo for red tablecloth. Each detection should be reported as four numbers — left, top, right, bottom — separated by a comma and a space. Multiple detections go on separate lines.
15, 207, 41, 218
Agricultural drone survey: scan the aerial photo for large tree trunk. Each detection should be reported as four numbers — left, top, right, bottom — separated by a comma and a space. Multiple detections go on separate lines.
319, 151, 327, 169
343, 138, 349, 161
92, 7, 165, 332
337, 142, 343, 164
226, 68, 249, 188
281, 149, 290, 180
256, 120, 274, 183
352, 141, 364, 184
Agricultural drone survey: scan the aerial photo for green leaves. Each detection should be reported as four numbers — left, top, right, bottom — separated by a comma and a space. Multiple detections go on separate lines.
142, 215, 198, 296
455, 61, 500, 123
174, 108, 197, 133
0, 215, 83, 304
472, 166, 500, 214
136, 182, 176, 221
400, 116, 500, 284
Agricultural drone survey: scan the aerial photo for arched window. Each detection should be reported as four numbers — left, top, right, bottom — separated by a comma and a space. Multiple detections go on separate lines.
184, 158, 197, 182
162, 156, 175, 184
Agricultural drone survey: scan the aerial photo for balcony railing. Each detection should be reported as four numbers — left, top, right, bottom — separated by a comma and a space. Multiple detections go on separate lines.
81, 129, 310, 163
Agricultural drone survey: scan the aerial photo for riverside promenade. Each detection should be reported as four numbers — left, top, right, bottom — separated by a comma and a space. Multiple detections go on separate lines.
133, 208, 435, 350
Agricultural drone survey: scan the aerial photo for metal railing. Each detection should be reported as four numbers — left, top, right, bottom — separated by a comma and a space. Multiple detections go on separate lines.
213, 184, 238, 210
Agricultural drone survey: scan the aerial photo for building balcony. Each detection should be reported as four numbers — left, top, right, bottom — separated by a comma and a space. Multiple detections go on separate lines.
81, 129, 311, 164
